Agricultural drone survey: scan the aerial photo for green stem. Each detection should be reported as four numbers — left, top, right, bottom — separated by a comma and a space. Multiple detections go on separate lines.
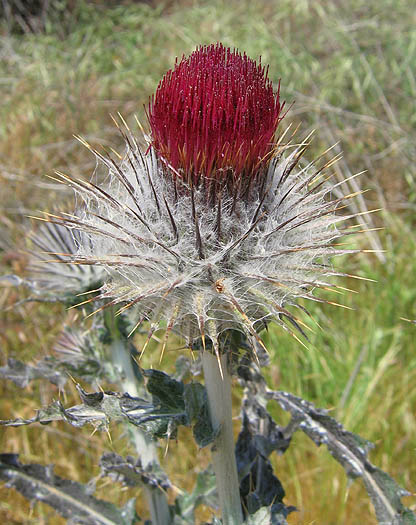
105, 311, 171, 525
110, 337, 159, 467
202, 351, 244, 525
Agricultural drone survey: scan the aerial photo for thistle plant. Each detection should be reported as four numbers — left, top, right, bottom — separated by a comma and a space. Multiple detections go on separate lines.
50, 44, 352, 354
1, 43, 415, 525
38, 43, 370, 522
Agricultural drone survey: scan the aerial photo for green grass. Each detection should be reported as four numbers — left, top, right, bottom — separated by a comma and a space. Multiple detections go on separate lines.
263, 217, 416, 522
1, 0, 415, 523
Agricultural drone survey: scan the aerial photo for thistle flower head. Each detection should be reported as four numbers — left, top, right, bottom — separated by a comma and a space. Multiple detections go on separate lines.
148, 43, 283, 189
49, 44, 360, 358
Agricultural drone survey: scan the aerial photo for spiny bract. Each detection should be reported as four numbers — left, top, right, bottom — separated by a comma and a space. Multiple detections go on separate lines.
28, 221, 104, 298
47, 44, 361, 357
51, 127, 358, 353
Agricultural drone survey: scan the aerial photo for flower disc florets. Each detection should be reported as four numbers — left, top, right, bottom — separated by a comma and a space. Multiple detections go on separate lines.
50, 45, 358, 357
148, 43, 283, 193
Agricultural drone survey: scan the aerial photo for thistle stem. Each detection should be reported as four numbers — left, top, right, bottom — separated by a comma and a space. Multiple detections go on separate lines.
105, 312, 171, 525
202, 351, 243, 525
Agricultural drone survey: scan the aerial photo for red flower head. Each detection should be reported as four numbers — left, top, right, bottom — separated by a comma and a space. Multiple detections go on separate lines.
148, 43, 283, 190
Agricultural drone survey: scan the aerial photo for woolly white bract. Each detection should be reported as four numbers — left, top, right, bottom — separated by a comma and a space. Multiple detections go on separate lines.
29, 221, 105, 297
51, 127, 357, 353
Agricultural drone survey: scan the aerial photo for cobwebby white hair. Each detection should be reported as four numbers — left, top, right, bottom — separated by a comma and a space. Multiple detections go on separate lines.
47, 122, 364, 358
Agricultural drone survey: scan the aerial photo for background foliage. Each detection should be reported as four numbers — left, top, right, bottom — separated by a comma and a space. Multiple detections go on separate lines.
1, 0, 415, 523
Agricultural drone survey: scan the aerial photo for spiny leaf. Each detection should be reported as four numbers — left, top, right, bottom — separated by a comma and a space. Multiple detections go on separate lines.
0, 357, 66, 389
0, 454, 139, 525
236, 356, 295, 522
0, 376, 218, 447
238, 361, 415, 525
270, 390, 416, 525
100, 452, 171, 491
139, 370, 217, 444
235, 410, 294, 523
0, 385, 154, 431
236, 413, 289, 522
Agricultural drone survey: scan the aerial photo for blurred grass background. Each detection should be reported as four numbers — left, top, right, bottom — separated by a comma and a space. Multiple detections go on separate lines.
0, 0, 415, 523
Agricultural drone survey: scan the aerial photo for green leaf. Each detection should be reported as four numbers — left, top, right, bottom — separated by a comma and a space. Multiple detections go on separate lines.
236, 361, 294, 522
140, 369, 187, 439
144, 369, 185, 411
0, 454, 139, 525
183, 383, 205, 423
183, 382, 217, 448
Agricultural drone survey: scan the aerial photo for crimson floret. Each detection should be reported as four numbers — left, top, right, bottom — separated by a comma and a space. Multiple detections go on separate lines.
148, 43, 283, 188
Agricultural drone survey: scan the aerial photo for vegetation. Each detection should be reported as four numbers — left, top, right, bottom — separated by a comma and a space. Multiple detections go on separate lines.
1, 0, 415, 523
